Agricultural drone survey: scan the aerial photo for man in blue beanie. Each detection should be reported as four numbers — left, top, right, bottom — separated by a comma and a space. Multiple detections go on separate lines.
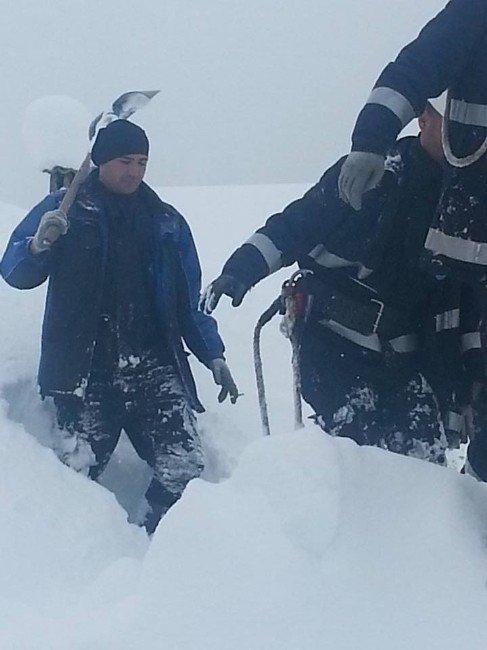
1, 119, 238, 534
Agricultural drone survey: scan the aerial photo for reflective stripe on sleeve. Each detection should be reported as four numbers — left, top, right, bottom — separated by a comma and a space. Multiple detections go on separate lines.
366, 87, 416, 127
245, 233, 282, 273
425, 228, 487, 266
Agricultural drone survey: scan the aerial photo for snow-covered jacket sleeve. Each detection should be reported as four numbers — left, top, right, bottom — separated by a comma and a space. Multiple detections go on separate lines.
221, 162, 346, 288
176, 215, 225, 366
0, 193, 60, 289
352, 0, 487, 154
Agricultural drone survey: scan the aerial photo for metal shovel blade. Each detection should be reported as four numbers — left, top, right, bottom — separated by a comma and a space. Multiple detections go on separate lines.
112, 90, 159, 119
88, 89, 160, 139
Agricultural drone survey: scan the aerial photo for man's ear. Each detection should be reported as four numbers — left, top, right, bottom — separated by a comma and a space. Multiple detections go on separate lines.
418, 113, 427, 131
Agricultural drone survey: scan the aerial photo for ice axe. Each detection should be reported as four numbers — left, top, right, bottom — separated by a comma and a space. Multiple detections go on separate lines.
42, 89, 159, 247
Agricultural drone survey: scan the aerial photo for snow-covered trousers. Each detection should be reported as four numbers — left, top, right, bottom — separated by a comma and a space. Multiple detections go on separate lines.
53, 357, 204, 533
300, 331, 447, 465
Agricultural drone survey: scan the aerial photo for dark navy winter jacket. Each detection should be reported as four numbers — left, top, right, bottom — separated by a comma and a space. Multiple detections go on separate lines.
0, 174, 224, 411
350, 0, 487, 281
221, 136, 483, 406
223, 137, 442, 317
352, 0, 487, 164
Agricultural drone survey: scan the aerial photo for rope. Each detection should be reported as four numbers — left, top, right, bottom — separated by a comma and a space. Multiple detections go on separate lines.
280, 293, 305, 430
253, 298, 282, 436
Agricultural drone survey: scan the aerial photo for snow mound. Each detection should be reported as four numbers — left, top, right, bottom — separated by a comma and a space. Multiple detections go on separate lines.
71, 428, 487, 650
3, 185, 487, 649
22, 95, 90, 171
0, 406, 148, 603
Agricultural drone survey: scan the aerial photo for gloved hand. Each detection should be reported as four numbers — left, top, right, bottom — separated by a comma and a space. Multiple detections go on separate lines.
30, 208, 68, 255
210, 358, 240, 404
200, 274, 248, 314
338, 151, 385, 211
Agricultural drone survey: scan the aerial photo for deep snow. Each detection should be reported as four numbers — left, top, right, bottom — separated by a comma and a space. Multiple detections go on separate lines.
2, 182, 487, 649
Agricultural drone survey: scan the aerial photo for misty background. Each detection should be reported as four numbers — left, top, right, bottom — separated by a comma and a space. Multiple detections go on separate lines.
2, 0, 445, 207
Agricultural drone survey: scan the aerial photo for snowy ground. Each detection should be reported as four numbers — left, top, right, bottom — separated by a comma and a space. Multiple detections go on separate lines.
1, 185, 487, 650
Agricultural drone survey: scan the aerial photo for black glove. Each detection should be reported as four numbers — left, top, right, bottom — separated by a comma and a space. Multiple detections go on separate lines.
200, 274, 249, 313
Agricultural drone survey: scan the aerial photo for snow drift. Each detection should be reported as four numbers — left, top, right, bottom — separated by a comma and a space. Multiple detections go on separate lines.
2, 186, 487, 650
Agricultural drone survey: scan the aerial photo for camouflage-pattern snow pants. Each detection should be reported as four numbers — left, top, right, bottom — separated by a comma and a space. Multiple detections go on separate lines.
300, 330, 447, 465
53, 357, 203, 533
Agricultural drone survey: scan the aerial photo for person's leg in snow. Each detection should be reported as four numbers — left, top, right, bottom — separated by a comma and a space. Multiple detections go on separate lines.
377, 374, 447, 465
303, 369, 446, 463
53, 375, 125, 477
299, 331, 446, 463
299, 330, 386, 446
53, 358, 203, 534
300, 347, 384, 446
115, 359, 203, 535
305, 376, 382, 446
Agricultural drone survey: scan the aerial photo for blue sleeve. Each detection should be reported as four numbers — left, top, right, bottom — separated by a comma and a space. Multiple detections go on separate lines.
177, 215, 225, 366
0, 194, 59, 289
352, 0, 487, 153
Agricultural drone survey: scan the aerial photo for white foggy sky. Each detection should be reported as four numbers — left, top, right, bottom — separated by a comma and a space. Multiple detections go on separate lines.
2, 0, 446, 206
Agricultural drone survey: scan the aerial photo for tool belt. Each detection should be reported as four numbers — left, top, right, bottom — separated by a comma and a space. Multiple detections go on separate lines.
312, 287, 404, 336
287, 270, 407, 338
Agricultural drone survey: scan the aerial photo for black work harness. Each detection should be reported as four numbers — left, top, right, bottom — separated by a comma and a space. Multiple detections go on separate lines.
283, 269, 419, 359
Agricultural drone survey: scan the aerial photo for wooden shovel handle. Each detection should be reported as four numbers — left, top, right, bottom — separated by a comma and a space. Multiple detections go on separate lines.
40, 153, 92, 247
58, 153, 92, 214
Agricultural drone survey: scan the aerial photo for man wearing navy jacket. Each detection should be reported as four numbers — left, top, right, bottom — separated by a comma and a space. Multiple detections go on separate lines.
338, 0, 487, 478
1, 120, 238, 534
338, 0, 487, 282
204, 104, 484, 466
